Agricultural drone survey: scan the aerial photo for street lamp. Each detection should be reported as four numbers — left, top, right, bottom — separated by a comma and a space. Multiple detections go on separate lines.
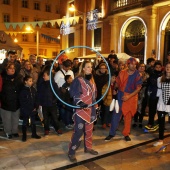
26, 26, 39, 57
69, 4, 86, 56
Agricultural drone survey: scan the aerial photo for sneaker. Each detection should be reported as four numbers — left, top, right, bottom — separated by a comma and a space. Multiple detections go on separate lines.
44, 130, 49, 136
6, 134, 12, 139
56, 129, 63, 135
84, 149, 98, 155
102, 124, 106, 129
49, 125, 55, 130
124, 136, 131, 141
68, 154, 77, 162
65, 125, 73, 129
13, 133, 19, 137
153, 141, 163, 147
107, 123, 111, 127
31, 134, 41, 139
105, 135, 114, 141
69, 124, 74, 127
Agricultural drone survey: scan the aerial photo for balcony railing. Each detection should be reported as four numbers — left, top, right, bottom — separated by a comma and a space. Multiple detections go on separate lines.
111, 0, 169, 15
153, 0, 169, 3
111, 0, 153, 14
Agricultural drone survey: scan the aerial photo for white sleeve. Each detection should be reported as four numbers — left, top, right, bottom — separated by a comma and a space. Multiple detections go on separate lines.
54, 71, 60, 87
157, 77, 162, 97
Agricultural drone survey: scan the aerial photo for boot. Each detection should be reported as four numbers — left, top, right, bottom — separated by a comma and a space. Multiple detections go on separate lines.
31, 124, 41, 139
22, 125, 27, 142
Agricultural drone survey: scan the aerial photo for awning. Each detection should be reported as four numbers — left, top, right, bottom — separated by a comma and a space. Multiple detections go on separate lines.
0, 30, 22, 51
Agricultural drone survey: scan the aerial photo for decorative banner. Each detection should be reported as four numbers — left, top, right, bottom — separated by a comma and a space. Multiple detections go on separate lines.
87, 9, 99, 30
41, 34, 60, 43
4, 16, 80, 31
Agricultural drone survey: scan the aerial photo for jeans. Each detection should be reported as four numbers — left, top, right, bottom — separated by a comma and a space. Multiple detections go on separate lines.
60, 107, 73, 126
42, 105, 60, 131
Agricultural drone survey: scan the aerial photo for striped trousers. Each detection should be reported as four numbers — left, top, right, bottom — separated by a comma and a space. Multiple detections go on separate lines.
68, 114, 93, 155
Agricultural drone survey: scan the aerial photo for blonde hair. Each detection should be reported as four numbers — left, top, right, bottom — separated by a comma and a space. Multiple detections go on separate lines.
23, 60, 33, 70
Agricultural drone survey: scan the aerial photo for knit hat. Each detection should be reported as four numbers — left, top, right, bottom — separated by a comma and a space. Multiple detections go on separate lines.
126, 57, 138, 65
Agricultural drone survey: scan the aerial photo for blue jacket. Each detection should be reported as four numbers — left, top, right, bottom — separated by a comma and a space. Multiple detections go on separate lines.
19, 85, 38, 115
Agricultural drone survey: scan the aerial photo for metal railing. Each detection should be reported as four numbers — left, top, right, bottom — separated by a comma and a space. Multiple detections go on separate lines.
111, 0, 153, 14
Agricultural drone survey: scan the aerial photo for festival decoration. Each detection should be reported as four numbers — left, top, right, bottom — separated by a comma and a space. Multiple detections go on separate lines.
87, 9, 101, 30
4, 16, 80, 31
41, 34, 60, 43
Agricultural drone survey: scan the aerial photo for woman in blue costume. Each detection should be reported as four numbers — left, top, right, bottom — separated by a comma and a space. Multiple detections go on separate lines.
68, 60, 98, 162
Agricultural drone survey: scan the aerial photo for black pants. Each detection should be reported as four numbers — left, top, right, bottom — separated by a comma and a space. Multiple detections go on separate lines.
42, 105, 60, 131
157, 111, 167, 140
134, 98, 148, 123
22, 111, 36, 126
148, 97, 158, 126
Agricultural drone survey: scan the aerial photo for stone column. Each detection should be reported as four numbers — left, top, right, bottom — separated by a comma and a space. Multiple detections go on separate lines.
146, 8, 157, 60
160, 30, 165, 61
110, 16, 119, 53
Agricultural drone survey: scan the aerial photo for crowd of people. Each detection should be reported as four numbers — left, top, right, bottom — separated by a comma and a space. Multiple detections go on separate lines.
0, 49, 170, 162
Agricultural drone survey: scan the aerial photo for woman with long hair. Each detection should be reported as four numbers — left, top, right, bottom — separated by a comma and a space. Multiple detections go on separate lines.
153, 62, 170, 146
20, 60, 38, 88
68, 60, 98, 162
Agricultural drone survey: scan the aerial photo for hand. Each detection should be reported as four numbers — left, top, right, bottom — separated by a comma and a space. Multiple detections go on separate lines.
96, 107, 100, 115
122, 95, 130, 102
77, 101, 88, 108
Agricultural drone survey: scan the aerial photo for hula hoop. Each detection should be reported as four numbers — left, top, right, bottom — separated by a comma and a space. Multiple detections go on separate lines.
50, 46, 111, 108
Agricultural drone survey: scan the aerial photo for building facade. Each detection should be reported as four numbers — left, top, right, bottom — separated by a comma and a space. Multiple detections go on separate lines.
60, 0, 170, 63
1, 0, 170, 63
0, 0, 61, 59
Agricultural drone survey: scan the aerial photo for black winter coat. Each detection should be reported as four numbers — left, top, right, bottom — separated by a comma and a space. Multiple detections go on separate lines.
38, 80, 59, 107
1, 73, 23, 111
19, 86, 38, 116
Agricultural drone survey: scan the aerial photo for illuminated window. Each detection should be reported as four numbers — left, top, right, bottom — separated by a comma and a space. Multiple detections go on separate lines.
94, 28, 101, 51
22, 16, 28, 22
3, 0, 10, 5
34, 2, 40, 10
22, 0, 28, 8
3, 14, 10, 22
45, 4, 51, 12
22, 34, 28, 42
117, 0, 128, 7
69, 33, 74, 47
52, 52, 58, 56
56, 6, 60, 14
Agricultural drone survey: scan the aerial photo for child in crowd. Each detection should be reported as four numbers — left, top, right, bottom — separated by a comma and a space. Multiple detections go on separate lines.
20, 75, 41, 142
146, 61, 162, 128
60, 75, 74, 129
101, 72, 118, 129
37, 67, 62, 136
133, 63, 149, 128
